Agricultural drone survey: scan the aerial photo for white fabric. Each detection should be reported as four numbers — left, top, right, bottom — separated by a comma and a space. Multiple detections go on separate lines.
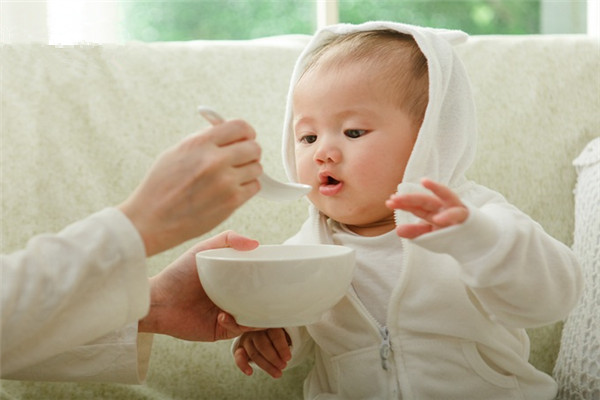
285, 200, 581, 399
6, 326, 154, 384
1, 34, 596, 399
330, 222, 402, 325
1, 207, 151, 382
553, 137, 600, 399
279, 22, 582, 399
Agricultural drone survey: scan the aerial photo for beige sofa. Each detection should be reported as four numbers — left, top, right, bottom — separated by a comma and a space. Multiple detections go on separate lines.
1, 34, 598, 399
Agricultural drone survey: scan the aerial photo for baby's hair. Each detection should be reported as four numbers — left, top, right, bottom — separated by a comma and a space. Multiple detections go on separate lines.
301, 29, 429, 128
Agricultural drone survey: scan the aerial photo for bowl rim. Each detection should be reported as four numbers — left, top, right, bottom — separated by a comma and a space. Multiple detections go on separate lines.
195, 244, 354, 262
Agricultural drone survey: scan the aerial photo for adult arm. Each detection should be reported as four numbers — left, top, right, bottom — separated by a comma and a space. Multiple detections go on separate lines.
1, 121, 262, 380
1, 208, 149, 379
2, 228, 259, 383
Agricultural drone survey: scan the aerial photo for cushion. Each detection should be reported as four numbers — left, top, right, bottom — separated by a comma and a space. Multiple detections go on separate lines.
553, 137, 600, 399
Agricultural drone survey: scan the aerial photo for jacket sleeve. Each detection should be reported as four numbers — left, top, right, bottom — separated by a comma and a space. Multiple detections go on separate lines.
412, 201, 583, 328
284, 326, 315, 369
1, 207, 151, 381
3, 327, 154, 384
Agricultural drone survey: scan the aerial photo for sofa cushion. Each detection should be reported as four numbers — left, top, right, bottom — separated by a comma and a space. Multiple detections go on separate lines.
553, 137, 600, 399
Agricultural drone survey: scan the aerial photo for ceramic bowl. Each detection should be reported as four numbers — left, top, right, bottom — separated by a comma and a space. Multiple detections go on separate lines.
196, 244, 355, 327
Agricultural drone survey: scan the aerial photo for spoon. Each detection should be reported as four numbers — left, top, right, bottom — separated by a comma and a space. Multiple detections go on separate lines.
197, 106, 311, 201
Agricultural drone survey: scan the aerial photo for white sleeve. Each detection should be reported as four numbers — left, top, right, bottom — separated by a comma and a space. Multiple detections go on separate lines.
413, 202, 583, 328
284, 326, 314, 369
1, 208, 151, 381
3, 325, 154, 384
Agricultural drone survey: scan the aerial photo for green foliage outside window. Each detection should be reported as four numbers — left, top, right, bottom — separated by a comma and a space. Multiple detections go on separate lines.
121, 1, 316, 41
122, 0, 540, 42
340, 0, 540, 34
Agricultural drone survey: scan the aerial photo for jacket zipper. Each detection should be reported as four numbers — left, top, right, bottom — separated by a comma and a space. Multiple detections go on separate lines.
346, 238, 408, 398
347, 288, 393, 371
379, 326, 391, 370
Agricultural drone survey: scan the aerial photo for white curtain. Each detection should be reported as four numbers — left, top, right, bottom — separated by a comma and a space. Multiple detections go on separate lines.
589, 0, 599, 36
1, 2, 49, 43
1, 1, 121, 44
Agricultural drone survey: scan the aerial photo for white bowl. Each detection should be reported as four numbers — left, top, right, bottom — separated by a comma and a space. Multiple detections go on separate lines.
196, 244, 355, 328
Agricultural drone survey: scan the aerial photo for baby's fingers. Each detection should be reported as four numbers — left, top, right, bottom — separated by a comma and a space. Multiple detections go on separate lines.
421, 178, 464, 208
240, 333, 287, 378
268, 329, 292, 362
421, 178, 469, 226
386, 193, 443, 221
234, 347, 254, 376
238, 341, 281, 378
395, 222, 434, 239
432, 206, 469, 227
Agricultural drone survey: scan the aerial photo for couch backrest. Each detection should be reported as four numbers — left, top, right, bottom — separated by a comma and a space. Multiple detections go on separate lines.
1, 34, 598, 398
456, 35, 599, 247
2, 35, 598, 267
0, 36, 312, 272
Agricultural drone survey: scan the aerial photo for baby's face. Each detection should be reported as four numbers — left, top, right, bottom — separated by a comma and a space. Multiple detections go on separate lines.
292, 60, 418, 236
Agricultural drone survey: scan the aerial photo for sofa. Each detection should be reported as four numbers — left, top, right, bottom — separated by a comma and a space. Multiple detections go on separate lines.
1, 33, 598, 399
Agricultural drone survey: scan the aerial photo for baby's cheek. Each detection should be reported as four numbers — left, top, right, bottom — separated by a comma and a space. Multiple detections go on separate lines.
295, 156, 314, 183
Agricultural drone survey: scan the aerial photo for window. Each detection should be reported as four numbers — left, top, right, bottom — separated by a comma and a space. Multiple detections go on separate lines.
0, 0, 596, 45
121, 0, 589, 42
337, 1, 542, 35
121, 1, 316, 41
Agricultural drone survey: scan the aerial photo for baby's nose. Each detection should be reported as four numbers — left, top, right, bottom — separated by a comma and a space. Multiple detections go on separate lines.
314, 139, 342, 164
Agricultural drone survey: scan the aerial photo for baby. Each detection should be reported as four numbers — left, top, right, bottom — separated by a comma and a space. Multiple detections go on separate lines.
233, 21, 582, 399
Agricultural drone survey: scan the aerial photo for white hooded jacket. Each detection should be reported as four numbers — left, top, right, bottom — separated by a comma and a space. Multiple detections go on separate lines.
279, 22, 582, 399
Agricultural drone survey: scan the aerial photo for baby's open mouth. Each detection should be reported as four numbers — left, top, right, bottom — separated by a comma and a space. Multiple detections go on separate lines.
318, 173, 343, 196
326, 176, 340, 185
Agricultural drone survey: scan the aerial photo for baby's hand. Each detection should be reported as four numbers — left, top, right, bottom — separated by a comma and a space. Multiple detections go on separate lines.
234, 328, 292, 379
386, 178, 468, 239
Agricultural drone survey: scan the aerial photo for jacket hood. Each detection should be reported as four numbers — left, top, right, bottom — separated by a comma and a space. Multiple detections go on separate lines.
281, 21, 477, 227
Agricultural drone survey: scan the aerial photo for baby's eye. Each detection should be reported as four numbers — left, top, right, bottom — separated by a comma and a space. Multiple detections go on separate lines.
344, 129, 367, 139
299, 134, 317, 144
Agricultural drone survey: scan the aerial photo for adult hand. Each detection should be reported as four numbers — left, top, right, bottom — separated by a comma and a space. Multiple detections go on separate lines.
386, 178, 469, 239
119, 120, 262, 256
138, 230, 259, 342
